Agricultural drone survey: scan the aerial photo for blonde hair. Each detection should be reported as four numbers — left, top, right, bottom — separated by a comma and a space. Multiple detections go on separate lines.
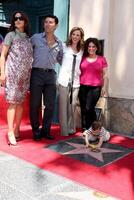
66, 27, 84, 51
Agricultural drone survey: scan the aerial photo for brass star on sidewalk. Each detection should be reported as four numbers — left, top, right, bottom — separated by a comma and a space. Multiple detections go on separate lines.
63, 142, 123, 162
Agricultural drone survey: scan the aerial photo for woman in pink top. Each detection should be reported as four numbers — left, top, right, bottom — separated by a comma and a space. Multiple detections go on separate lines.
79, 37, 108, 130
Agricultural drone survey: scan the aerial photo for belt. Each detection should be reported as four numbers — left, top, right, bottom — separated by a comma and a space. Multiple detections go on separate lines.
32, 68, 54, 72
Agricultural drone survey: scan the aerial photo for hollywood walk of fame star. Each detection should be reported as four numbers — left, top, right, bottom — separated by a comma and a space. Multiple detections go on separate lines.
63, 142, 123, 162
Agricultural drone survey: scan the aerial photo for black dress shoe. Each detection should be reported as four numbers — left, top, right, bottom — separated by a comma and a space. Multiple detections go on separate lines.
44, 134, 55, 140
40, 129, 54, 140
33, 131, 41, 141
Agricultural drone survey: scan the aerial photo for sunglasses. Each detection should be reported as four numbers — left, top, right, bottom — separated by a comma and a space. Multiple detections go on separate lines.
14, 16, 24, 21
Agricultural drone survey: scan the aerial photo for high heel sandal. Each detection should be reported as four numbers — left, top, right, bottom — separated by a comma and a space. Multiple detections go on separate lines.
7, 131, 17, 146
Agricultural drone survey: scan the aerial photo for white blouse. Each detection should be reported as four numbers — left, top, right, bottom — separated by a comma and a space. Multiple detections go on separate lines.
58, 43, 83, 88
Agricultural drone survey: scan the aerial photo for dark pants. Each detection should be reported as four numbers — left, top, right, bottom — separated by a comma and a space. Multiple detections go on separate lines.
30, 68, 56, 135
79, 85, 101, 129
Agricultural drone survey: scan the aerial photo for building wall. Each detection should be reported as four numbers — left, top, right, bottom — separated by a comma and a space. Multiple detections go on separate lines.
53, 0, 70, 123
70, 0, 134, 135
54, 0, 69, 42
70, 0, 110, 58
108, 0, 134, 99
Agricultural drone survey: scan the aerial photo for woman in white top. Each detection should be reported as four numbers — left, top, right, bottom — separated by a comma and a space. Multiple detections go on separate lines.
58, 27, 84, 136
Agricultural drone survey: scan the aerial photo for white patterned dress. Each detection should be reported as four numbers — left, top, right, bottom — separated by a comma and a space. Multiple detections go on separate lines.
4, 30, 33, 104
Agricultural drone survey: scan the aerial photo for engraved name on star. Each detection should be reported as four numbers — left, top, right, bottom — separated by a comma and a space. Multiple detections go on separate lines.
63, 142, 123, 162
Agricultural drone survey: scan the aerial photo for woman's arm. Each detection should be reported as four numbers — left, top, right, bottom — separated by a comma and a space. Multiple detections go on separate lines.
101, 67, 108, 97
0, 45, 10, 86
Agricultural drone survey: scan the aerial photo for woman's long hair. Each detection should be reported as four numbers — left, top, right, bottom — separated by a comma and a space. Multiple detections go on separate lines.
66, 27, 84, 52
9, 11, 31, 36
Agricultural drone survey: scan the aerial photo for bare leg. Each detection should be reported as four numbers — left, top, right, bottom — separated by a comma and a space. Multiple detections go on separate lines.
7, 104, 17, 145
7, 104, 16, 132
14, 103, 24, 137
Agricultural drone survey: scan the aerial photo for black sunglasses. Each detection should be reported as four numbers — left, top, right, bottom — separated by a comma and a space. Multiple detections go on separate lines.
14, 16, 24, 21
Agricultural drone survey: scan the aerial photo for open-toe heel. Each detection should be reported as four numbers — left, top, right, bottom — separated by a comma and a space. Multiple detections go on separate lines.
7, 131, 17, 146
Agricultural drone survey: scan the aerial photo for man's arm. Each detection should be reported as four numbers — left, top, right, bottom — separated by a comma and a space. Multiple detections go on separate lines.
57, 43, 63, 65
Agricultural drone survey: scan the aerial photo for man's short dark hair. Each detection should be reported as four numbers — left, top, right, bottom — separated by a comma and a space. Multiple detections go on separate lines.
44, 14, 59, 24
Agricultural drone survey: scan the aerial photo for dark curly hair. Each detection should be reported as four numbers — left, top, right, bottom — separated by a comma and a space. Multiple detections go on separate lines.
9, 11, 31, 36
83, 37, 101, 57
